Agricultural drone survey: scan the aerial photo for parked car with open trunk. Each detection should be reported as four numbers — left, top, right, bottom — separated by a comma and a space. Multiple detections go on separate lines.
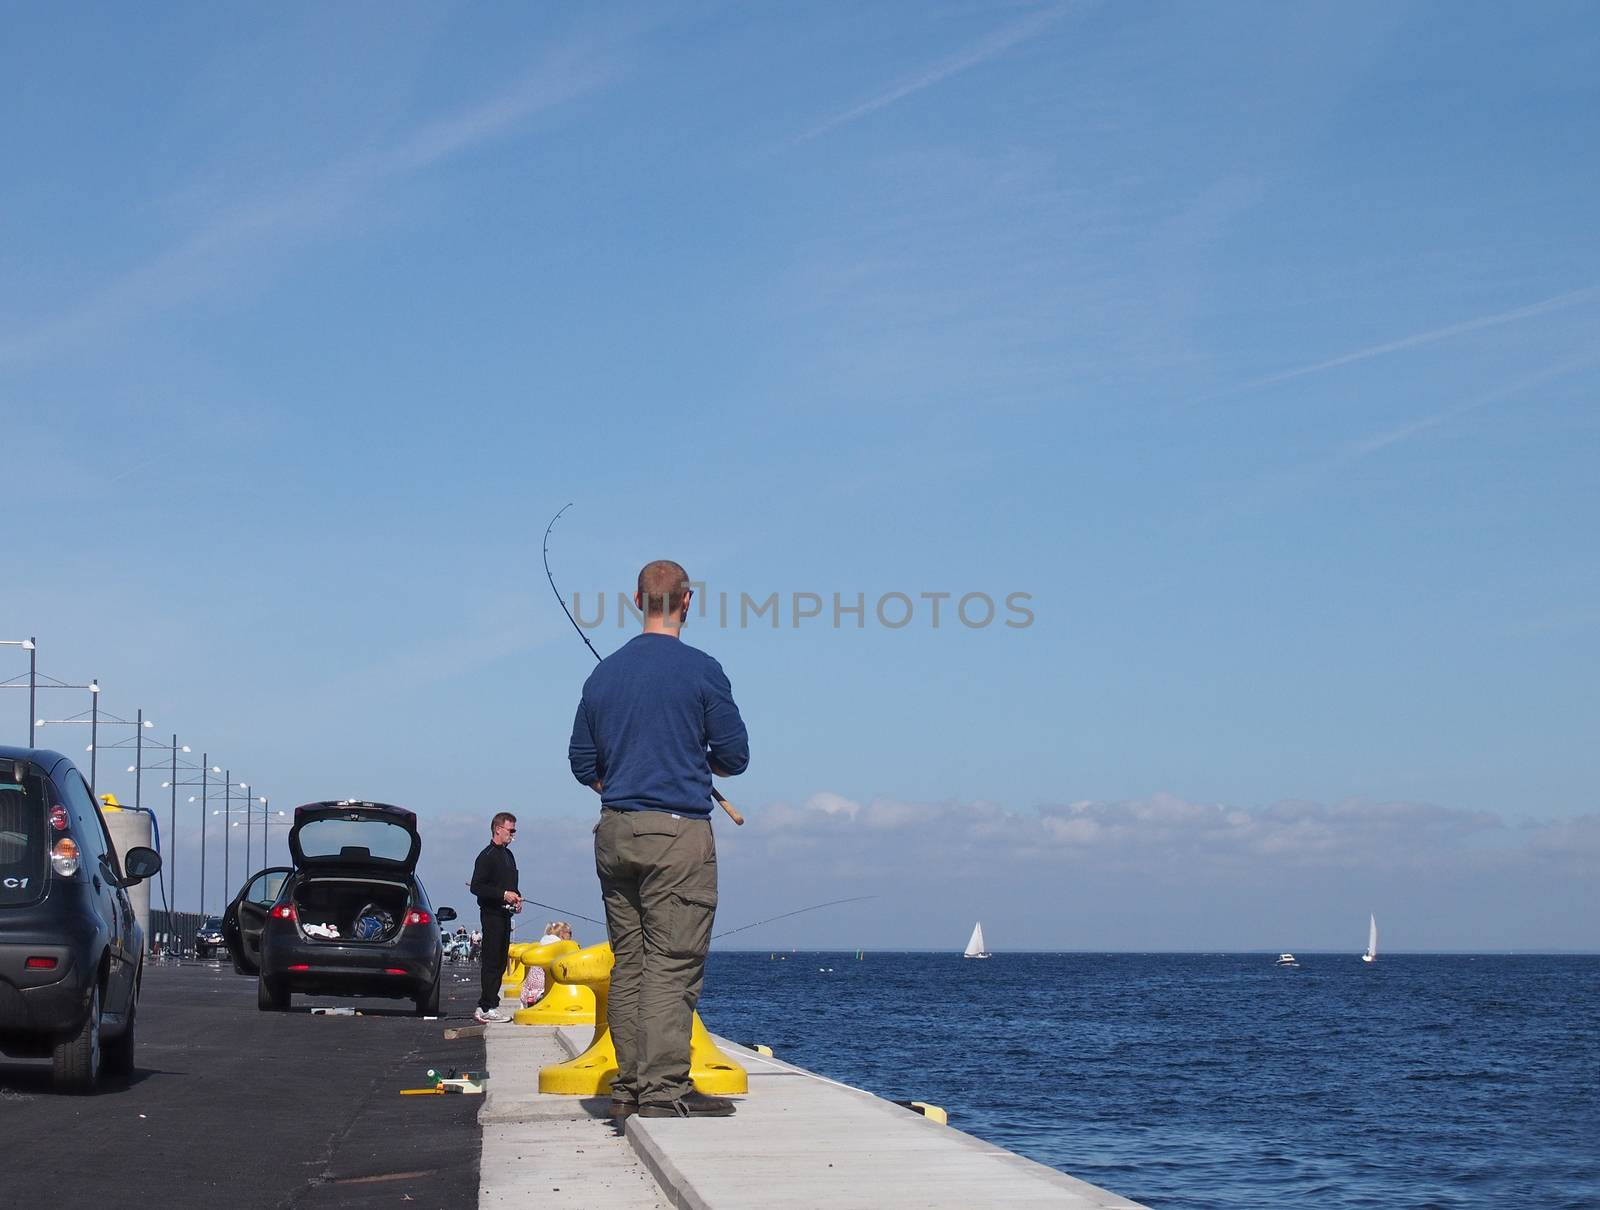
223, 801, 455, 1014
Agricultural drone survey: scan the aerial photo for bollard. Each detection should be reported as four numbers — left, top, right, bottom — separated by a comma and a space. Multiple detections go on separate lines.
538, 942, 617, 1094
499, 954, 528, 1001
538, 941, 747, 1096
512, 938, 593, 1025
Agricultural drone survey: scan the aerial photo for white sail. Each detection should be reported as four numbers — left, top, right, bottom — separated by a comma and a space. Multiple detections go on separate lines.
1363, 914, 1378, 963
963, 921, 989, 958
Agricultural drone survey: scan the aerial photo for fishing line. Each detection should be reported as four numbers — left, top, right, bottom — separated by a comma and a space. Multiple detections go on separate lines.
511, 894, 879, 940
713, 895, 878, 941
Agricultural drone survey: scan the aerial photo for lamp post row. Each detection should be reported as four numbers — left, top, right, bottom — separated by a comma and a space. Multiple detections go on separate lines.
5, 637, 275, 915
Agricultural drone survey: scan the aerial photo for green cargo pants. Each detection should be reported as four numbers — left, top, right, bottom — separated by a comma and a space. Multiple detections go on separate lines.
594, 807, 717, 1108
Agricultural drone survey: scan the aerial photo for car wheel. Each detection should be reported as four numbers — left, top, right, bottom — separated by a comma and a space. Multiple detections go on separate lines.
52, 982, 102, 1094
258, 975, 289, 1012
415, 972, 441, 1017
103, 974, 138, 1078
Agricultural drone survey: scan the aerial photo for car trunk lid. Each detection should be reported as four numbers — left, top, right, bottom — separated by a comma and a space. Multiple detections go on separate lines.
288, 801, 421, 875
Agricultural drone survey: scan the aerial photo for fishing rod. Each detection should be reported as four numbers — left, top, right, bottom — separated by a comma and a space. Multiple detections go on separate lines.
543, 503, 745, 826
517, 898, 605, 927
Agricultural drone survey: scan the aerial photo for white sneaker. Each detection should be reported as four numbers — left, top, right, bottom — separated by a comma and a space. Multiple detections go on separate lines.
474, 1007, 510, 1024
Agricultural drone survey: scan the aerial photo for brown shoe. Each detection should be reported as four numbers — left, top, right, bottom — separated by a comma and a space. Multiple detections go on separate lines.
638, 1091, 737, 1118
608, 1099, 638, 1118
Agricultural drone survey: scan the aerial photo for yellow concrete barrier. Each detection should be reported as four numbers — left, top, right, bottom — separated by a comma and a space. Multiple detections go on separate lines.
688, 1013, 746, 1094
538, 943, 617, 1094
499, 955, 528, 1000
538, 941, 747, 1096
513, 938, 593, 1025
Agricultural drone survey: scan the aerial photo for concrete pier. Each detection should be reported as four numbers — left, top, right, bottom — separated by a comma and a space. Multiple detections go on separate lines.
479, 1021, 1147, 1209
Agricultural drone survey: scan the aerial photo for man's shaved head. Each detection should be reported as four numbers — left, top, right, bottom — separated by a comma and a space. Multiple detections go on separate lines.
638, 559, 691, 617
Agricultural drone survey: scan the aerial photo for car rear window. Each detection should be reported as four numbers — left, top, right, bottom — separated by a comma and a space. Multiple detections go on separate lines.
297, 817, 413, 863
0, 770, 49, 905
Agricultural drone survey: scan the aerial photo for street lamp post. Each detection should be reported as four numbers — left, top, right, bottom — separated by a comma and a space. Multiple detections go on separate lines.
216, 772, 256, 906
255, 796, 269, 867
34, 682, 130, 801
236, 801, 288, 868
202, 757, 212, 911
240, 781, 252, 877
139, 735, 195, 916
101, 707, 159, 808
10, 664, 96, 760
186, 756, 223, 914
0, 637, 36, 745
222, 771, 232, 906
147, 737, 200, 915
89, 681, 99, 795
169, 736, 178, 909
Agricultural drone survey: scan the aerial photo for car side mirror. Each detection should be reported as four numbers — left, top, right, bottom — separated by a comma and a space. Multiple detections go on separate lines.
118, 846, 162, 886
437, 906, 457, 922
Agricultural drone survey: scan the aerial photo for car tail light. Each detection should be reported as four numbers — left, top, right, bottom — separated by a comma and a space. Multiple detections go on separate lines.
287, 964, 311, 972
270, 904, 296, 921
383, 968, 407, 975
51, 837, 80, 877
403, 910, 431, 928
25, 956, 58, 970
49, 805, 69, 831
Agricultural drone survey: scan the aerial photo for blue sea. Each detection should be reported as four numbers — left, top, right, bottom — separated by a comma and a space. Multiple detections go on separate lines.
698, 952, 1599, 1209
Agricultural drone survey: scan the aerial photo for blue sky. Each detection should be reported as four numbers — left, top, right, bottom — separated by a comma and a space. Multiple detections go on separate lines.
3, 3, 1596, 950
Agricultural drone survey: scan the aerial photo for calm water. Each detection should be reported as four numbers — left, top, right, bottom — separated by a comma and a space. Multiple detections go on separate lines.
698, 952, 1599, 1209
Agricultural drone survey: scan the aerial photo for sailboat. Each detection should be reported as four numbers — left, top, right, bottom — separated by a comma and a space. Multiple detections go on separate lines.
962, 921, 991, 959
1362, 915, 1378, 964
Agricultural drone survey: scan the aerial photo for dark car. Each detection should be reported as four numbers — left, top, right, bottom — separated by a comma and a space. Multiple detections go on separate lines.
0, 746, 162, 1092
223, 801, 455, 1014
194, 915, 226, 959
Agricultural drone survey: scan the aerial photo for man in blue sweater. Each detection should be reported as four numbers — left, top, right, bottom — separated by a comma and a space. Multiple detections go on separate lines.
569, 559, 749, 1119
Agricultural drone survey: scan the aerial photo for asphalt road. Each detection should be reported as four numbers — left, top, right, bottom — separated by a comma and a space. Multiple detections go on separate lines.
0, 956, 489, 1210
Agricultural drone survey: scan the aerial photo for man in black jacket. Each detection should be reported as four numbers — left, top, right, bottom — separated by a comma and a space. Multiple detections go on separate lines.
468, 811, 522, 1023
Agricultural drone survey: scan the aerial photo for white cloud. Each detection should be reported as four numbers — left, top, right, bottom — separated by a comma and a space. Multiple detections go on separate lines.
805, 790, 862, 818
707, 791, 1598, 949
731, 788, 1533, 876
392, 791, 1599, 951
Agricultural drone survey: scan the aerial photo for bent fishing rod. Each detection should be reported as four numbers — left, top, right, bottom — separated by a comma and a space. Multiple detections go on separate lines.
544, 503, 745, 826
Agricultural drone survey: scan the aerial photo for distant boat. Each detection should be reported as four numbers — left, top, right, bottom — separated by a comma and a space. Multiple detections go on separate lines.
963, 921, 992, 959
1362, 915, 1378, 964
1274, 953, 1300, 968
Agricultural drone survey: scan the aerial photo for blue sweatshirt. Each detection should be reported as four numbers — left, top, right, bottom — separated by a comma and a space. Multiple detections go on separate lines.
568, 633, 750, 817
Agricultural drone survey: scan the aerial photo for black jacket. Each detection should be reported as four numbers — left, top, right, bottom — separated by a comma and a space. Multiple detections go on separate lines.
469, 842, 519, 913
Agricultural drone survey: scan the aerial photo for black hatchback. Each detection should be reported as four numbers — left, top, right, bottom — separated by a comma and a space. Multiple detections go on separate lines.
0, 746, 162, 1092
224, 801, 455, 1014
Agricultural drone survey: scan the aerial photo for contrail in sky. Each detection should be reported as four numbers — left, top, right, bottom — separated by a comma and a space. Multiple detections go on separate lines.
798, 5, 1071, 142
1197, 286, 1600, 402
0, 53, 612, 369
